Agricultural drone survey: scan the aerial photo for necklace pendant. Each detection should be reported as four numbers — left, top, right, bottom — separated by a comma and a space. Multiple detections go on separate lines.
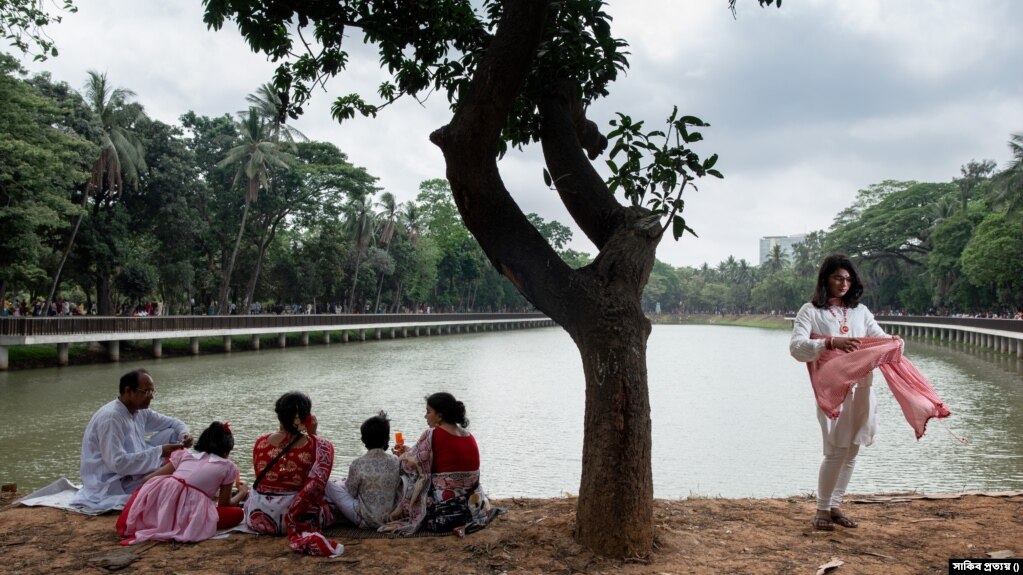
841, 325, 849, 334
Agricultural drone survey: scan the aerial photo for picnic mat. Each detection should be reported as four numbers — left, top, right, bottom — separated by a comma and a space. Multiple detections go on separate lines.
324, 508, 506, 539
14, 478, 246, 539
13, 477, 110, 515
15, 481, 508, 541
323, 524, 451, 539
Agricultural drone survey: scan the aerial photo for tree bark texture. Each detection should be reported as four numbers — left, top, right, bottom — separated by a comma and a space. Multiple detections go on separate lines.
431, 0, 658, 557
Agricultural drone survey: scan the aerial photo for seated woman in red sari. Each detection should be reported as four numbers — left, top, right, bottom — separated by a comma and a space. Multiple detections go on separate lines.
381, 392, 497, 535
243, 392, 342, 556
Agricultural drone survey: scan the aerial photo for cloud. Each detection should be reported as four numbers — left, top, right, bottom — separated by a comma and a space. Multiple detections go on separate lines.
20, 0, 1023, 269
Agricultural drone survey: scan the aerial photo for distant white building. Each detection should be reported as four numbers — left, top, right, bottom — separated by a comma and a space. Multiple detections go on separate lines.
759, 234, 806, 265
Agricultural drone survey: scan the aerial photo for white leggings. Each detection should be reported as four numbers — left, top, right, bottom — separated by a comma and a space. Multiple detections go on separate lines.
817, 443, 859, 511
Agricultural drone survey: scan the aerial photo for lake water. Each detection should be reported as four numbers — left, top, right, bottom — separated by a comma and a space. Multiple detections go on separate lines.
1, 325, 1021, 498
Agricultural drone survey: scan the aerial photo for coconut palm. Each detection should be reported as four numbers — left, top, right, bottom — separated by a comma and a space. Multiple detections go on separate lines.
954, 159, 996, 213
345, 194, 377, 312
401, 202, 423, 247
372, 192, 400, 312
929, 195, 959, 232
992, 133, 1023, 222
45, 71, 148, 314
765, 244, 786, 273
214, 108, 294, 314
244, 82, 308, 144
387, 201, 424, 311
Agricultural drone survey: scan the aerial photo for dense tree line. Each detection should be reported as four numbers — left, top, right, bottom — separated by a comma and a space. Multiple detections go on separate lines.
0, 55, 573, 315
642, 155, 1023, 317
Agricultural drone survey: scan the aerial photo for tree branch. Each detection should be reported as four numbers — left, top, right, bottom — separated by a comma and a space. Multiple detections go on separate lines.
429, 0, 581, 320
538, 79, 624, 250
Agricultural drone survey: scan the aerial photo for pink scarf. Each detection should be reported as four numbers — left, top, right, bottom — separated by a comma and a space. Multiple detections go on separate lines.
808, 336, 951, 439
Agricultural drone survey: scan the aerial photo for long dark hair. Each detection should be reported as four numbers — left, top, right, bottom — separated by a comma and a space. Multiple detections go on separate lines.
195, 421, 234, 457
275, 391, 312, 434
426, 392, 468, 428
811, 254, 863, 308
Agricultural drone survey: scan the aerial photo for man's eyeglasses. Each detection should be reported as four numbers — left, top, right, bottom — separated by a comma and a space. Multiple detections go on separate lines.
135, 388, 156, 397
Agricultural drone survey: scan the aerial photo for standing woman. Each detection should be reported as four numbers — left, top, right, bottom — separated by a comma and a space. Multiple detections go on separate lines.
790, 254, 897, 531
244, 392, 342, 556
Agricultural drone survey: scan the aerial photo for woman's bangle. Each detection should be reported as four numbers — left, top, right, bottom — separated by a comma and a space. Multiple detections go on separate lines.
825, 337, 833, 350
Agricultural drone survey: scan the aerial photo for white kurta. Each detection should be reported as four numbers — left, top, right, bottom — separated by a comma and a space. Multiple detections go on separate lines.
789, 302, 888, 451
69, 399, 189, 512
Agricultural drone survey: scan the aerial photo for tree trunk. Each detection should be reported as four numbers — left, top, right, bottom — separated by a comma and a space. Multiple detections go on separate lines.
571, 300, 653, 556
373, 240, 392, 313
372, 269, 386, 313
45, 211, 85, 315
427, 0, 659, 557
218, 199, 250, 315
347, 249, 363, 312
241, 239, 268, 315
96, 270, 113, 316
392, 279, 404, 312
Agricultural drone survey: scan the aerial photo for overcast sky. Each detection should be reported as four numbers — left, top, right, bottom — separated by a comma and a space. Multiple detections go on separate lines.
20, 1, 1023, 268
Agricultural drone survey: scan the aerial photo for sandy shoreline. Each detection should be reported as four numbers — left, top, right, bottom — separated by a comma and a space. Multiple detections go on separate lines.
2, 491, 1020, 574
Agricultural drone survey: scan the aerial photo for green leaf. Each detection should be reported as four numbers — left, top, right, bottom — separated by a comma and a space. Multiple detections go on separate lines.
707, 169, 723, 179
672, 215, 685, 240
543, 168, 552, 187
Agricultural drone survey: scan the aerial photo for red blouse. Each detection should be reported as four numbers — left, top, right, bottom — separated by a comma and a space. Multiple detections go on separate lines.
252, 433, 316, 493
431, 427, 480, 473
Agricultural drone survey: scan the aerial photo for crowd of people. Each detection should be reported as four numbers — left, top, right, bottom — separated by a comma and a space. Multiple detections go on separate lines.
69, 369, 498, 556
1, 296, 533, 318
882, 309, 1023, 320
0, 298, 94, 317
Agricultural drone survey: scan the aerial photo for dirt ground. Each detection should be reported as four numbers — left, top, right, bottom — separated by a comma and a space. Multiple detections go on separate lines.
1, 492, 1021, 575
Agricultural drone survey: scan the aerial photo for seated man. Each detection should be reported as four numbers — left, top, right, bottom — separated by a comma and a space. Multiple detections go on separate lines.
326, 411, 400, 529
69, 368, 192, 512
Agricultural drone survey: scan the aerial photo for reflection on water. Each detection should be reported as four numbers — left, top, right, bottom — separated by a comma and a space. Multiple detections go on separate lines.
1, 326, 1020, 498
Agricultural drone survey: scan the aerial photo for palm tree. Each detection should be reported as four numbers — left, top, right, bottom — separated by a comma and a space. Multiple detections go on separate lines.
244, 82, 308, 144
344, 195, 377, 312
215, 108, 294, 315
372, 192, 400, 312
929, 195, 958, 231
765, 244, 786, 273
389, 201, 424, 311
993, 133, 1023, 222
231, 84, 308, 314
954, 159, 996, 213
46, 71, 148, 314
401, 202, 423, 247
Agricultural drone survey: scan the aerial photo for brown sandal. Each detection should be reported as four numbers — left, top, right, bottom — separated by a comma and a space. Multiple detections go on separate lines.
812, 515, 835, 531
831, 513, 858, 528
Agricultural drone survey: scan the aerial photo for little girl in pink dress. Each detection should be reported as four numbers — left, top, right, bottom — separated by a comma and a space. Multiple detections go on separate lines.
117, 421, 249, 544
